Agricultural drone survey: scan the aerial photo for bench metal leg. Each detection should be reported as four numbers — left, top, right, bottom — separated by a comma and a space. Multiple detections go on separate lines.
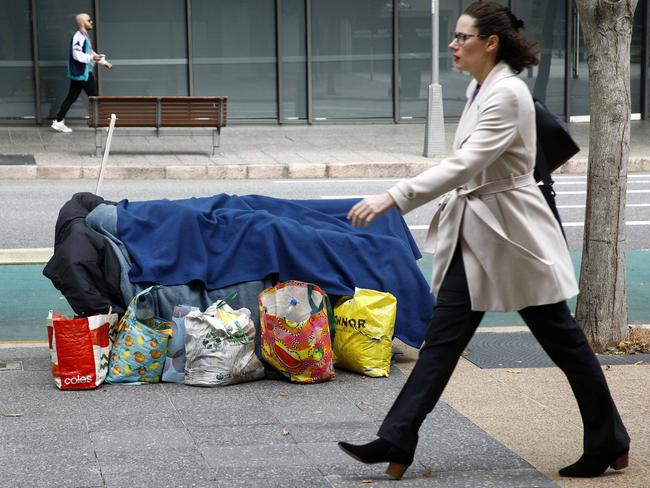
95, 128, 103, 157
212, 128, 221, 157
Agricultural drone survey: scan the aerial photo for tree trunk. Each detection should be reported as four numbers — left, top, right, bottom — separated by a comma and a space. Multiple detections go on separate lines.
574, 0, 638, 352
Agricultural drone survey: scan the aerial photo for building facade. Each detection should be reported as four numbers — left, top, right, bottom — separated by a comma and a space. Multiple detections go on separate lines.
1, 0, 649, 124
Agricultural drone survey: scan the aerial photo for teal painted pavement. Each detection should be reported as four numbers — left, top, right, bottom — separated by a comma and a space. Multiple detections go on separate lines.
0, 264, 73, 341
418, 251, 649, 327
0, 251, 648, 340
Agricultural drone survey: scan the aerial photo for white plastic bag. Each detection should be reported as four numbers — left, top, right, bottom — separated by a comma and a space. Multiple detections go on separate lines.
184, 298, 264, 386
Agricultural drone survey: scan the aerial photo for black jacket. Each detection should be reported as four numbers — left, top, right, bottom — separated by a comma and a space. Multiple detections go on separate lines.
43, 192, 126, 315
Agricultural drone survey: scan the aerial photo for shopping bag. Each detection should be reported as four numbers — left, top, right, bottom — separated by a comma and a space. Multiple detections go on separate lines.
184, 295, 264, 386
106, 287, 173, 384
258, 280, 335, 383
161, 304, 200, 383
47, 310, 118, 390
333, 288, 396, 377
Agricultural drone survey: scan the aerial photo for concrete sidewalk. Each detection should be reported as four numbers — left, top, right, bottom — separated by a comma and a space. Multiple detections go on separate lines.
1, 338, 646, 487
1, 121, 650, 180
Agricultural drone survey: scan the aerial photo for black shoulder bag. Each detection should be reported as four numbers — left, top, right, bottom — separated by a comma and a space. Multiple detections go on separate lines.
533, 98, 580, 239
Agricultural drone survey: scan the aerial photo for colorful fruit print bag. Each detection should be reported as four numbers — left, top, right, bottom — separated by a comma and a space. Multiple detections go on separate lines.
106, 287, 173, 384
258, 281, 335, 384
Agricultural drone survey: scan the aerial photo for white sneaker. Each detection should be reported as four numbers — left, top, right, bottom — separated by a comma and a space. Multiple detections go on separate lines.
51, 120, 72, 133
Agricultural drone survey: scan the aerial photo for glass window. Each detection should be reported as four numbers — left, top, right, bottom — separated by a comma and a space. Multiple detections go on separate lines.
99, 0, 188, 96
281, 0, 306, 120
311, 0, 393, 119
36, 0, 93, 121
631, 4, 643, 114
435, 0, 516, 119
511, 0, 567, 116
0, 0, 35, 119
192, 0, 277, 119
398, 0, 432, 119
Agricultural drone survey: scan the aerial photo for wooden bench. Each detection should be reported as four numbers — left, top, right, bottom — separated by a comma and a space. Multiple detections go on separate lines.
88, 96, 227, 157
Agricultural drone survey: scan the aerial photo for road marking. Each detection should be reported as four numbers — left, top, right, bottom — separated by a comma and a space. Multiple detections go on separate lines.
561, 221, 650, 227
554, 174, 650, 180
556, 190, 650, 195
321, 189, 650, 198
557, 203, 650, 208
279, 176, 650, 185
320, 195, 372, 199
553, 180, 650, 185
408, 221, 650, 230
275, 179, 401, 184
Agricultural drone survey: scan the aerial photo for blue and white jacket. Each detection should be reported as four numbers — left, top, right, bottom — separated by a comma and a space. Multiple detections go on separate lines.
67, 30, 108, 81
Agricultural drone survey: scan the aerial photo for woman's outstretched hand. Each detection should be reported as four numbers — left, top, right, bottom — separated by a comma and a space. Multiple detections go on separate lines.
347, 192, 397, 227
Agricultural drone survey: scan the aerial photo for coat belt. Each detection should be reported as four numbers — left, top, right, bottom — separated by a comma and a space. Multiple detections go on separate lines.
423, 171, 539, 255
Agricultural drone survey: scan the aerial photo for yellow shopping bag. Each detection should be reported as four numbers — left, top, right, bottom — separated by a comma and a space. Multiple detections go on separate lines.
333, 288, 396, 377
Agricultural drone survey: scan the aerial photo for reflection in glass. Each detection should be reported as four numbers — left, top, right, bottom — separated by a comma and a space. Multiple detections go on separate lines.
36, 0, 93, 120
0, 0, 35, 118
311, 0, 392, 119
631, 5, 642, 114
398, 0, 432, 119
99, 0, 187, 96
281, 0, 306, 120
511, 0, 566, 116
192, 0, 276, 119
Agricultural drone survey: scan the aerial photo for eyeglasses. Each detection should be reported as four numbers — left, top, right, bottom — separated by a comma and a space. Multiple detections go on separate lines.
451, 32, 489, 46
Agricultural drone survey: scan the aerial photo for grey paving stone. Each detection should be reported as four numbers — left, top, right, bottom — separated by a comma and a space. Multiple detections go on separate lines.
190, 423, 296, 447
296, 441, 423, 477
215, 466, 322, 480
200, 443, 311, 470
261, 394, 371, 425
0, 450, 102, 488
171, 395, 276, 427
90, 427, 194, 451
0, 346, 50, 361
0, 417, 92, 455
103, 468, 218, 488
0, 386, 84, 420
0, 370, 51, 387
416, 417, 531, 472
96, 448, 209, 474
77, 385, 183, 432
19, 356, 52, 371
162, 381, 257, 405
216, 476, 332, 488
326, 468, 558, 487
284, 421, 378, 443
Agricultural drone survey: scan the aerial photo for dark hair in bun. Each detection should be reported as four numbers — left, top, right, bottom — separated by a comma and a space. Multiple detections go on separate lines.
463, 1, 538, 73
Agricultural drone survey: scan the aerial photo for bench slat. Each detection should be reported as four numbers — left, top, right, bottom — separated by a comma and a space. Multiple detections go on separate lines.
89, 96, 227, 128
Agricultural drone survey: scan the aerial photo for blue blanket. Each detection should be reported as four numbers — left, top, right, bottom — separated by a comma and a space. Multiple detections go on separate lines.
116, 194, 434, 347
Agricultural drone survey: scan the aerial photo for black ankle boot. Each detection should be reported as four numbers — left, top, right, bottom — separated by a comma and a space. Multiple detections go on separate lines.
559, 448, 629, 477
338, 438, 414, 480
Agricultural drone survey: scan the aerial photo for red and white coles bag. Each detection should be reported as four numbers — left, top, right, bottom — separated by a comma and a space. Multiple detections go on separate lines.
47, 311, 118, 390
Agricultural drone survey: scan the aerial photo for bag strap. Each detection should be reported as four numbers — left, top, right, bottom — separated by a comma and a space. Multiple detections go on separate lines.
215, 291, 238, 309
306, 284, 323, 315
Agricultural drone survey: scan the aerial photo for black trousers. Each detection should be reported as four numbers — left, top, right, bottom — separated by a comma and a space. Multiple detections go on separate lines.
56, 73, 97, 122
378, 247, 630, 456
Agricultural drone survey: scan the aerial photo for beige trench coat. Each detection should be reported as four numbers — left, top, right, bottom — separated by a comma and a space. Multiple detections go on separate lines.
388, 61, 579, 312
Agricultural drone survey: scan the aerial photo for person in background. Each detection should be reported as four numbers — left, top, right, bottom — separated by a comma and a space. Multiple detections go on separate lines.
339, 1, 630, 481
51, 13, 112, 133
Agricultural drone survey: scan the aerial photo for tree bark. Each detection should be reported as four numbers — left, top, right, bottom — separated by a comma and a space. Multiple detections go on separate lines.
574, 0, 638, 352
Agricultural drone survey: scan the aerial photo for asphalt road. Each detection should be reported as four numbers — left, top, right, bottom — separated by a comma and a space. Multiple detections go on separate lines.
1, 174, 649, 251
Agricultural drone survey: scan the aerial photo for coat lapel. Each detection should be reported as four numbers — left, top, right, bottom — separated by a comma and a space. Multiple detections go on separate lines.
453, 62, 518, 151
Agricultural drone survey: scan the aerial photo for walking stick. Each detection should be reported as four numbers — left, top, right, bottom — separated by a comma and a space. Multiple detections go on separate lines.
95, 113, 117, 196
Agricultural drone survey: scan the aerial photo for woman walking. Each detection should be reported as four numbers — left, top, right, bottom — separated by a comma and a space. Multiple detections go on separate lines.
340, 1, 629, 480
